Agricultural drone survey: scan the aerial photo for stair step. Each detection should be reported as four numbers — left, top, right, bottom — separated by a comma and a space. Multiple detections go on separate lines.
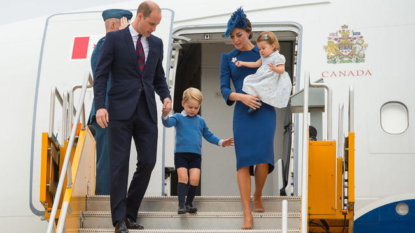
79, 229, 301, 233
81, 211, 301, 230
87, 196, 301, 212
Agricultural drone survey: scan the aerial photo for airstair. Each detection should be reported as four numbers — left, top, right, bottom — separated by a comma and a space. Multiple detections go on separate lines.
79, 195, 300, 232
39, 72, 355, 233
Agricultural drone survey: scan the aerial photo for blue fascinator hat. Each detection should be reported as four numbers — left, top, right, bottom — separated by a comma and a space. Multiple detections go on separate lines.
225, 7, 249, 38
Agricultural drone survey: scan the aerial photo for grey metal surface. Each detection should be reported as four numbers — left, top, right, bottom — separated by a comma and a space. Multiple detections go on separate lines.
309, 81, 332, 141
309, 108, 323, 141
81, 211, 301, 230
291, 79, 333, 141
69, 74, 93, 140
87, 196, 301, 212
80, 229, 301, 233
290, 88, 325, 113
48, 86, 63, 139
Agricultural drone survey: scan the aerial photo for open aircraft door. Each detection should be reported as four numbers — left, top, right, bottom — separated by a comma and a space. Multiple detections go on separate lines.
31, 9, 175, 216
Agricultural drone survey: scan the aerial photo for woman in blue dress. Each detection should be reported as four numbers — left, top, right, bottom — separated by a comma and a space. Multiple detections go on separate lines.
220, 8, 276, 229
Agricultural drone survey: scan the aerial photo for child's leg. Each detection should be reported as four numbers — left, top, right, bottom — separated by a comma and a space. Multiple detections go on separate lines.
177, 167, 188, 208
185, 168, 200, 206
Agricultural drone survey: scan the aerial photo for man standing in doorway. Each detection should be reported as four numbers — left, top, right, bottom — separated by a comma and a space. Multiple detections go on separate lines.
93, 2, 172, 233
88, 9, 132, 196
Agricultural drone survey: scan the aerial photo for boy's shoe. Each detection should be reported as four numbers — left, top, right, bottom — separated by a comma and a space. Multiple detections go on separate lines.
178, 205, 186, 214
185, 204, 198, 213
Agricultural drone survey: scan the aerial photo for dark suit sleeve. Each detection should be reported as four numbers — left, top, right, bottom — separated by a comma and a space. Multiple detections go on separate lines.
153, 39, 171, 102
90, 41, 101, 78
94, 34, 114, 112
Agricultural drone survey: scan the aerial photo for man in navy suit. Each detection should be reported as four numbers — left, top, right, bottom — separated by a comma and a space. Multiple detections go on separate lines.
93, 2, 172, 232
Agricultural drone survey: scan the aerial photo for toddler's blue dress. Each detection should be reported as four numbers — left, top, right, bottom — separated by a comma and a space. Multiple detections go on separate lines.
220, 46, 276, 174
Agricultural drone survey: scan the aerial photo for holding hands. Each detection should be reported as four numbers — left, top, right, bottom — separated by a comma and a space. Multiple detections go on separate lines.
222, 137, 235, 147
162, 98, 172, 117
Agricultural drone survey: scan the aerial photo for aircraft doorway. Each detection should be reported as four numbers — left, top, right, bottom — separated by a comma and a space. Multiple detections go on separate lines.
168, 25, 298, 196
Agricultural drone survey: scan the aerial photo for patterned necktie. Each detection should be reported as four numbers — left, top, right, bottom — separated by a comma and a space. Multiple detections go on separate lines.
136, 34, 145, 75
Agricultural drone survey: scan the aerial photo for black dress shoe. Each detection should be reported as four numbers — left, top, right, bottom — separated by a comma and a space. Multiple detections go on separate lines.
126, 217, 144, 230
115, 220, 129, 233
185, 204, 198, 213
178, 205, 186, 214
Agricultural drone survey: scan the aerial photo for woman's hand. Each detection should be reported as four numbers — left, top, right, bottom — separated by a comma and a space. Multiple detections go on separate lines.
239, 93, 262, 110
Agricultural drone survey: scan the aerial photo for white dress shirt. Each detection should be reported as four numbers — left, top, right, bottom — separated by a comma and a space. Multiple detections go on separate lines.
128, 25, 149, 62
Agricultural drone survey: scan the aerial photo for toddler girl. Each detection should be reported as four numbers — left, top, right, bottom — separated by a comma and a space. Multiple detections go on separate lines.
235, 31, 292, 113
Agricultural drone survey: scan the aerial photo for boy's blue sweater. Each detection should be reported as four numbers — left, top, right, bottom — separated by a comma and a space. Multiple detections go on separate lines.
162, 111, 221, 155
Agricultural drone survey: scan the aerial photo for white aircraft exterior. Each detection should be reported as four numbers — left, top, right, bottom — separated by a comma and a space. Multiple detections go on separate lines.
0, 0, 414, 232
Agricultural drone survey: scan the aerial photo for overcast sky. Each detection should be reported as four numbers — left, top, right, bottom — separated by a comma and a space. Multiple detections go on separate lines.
0, 0, 132, 25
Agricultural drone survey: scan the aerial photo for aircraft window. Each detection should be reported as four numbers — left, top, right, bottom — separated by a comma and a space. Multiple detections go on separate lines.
380, 102, 409, 134
396, 202, 409, 216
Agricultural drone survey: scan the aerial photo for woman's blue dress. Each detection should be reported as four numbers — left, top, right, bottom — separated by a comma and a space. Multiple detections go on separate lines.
220, 46, 276, 174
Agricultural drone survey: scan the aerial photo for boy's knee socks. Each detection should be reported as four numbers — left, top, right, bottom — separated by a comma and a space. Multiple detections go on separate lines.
185, 185, 198, 205
177, 182, 187, 207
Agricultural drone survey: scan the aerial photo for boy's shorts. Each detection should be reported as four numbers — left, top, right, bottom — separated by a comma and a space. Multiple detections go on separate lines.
174, 152, 202, 170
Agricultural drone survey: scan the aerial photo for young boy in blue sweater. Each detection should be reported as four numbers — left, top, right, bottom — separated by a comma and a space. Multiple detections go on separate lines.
162, 87, 234, 214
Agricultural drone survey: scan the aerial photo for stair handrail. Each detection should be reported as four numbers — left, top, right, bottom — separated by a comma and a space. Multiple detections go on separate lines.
300, 72, 310, 233
68, 75, 94, 138
349, 86, 354, 133
309, 80, 333, 140
56, 201, 71, 233
337, 103, 344, 211
61, 91, 68, 144
282, 200, 288, 233
337, 103, 344, 159
46, 72, 92, 233
342, 85, 354, 212
48, 87, 63, 141
289, 77, 332, 140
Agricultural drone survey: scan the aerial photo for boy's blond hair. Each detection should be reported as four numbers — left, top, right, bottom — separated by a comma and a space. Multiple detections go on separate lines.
183, 87, 203, 105
257, 31, 280, 51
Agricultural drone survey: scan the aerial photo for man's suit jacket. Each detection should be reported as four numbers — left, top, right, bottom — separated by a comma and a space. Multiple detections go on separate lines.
94, 26, 171, 124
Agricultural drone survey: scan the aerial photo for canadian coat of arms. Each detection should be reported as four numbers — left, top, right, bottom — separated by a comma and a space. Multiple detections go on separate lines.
324, 25, 368, 64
